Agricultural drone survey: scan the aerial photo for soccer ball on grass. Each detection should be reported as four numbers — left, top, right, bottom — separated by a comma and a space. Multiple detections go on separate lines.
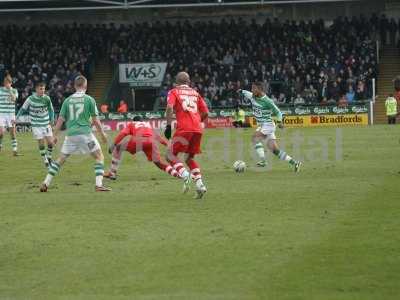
233, 160, 246, 173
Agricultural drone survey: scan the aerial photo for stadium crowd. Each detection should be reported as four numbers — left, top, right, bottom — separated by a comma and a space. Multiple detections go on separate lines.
0, 23, 106, 110
1, 14, 397, 111
110, 15, 381, 108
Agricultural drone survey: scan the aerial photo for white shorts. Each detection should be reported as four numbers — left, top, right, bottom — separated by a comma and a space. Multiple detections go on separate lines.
32, 126, 53, 140
0, 114, 15, 128
61, 133, 101, 155
256, 122, 276, 141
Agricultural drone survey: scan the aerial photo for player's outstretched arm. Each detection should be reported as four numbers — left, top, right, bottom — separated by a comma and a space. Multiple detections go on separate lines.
268, 99, 284, 128
9, 88, 18, 103
239, 89, 253, 99
198, 96, 209, 122
52, 116, 65, 144
111, 125, 133, 153
200, 111, 208, 122
272, 105, 283, 123
16, 96, 31, 119
15, 109, 25, 119
164, 105, 174, 140
154, 130, 169, 147
48, 97, 55, 125
92, 117, 108, 144
237, 89, 255, 107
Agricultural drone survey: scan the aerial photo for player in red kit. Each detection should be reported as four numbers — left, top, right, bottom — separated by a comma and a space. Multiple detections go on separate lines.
104, 116, 181, 180
164, 72, 209, 199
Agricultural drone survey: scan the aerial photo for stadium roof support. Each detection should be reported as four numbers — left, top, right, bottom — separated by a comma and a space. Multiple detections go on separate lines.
83, 0, 125, 5
128, 0, 156, 4
0, 0, 362, 13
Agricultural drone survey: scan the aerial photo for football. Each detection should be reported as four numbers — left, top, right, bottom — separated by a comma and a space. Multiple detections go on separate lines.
233, 160, 246, 173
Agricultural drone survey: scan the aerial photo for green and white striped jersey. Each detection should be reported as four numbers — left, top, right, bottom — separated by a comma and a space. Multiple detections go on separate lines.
17, 93, 55, 127
240, 90, 283, 125
0, 87, 19, 115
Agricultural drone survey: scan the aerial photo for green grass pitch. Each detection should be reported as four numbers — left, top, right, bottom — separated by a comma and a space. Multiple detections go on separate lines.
0, 125, 399, 300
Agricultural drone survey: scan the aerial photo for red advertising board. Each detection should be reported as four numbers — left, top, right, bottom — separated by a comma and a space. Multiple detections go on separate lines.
100, 117, 233, 131
205, 117, 233, 128
100, 119, 175, 131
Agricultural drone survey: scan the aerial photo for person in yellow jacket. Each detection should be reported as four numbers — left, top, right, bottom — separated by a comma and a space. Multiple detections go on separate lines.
232, 106, 246, 128
385, 94, 398, 124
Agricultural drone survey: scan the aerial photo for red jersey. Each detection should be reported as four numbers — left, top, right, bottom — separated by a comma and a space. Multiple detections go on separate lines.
114, 122, 167, 146
167, 85, 209, 133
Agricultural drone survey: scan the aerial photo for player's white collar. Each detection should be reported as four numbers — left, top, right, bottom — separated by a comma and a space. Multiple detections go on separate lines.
73, 90, 86, 96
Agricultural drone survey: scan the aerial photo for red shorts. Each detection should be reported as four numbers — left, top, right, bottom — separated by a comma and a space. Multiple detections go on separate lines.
171, 131, 203, 156
126, 138, 161, 162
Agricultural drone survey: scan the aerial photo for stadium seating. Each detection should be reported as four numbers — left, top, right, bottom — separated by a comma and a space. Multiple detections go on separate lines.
0, 23, 105, 110
109, 16, 379, 108
0, 15, 386, 110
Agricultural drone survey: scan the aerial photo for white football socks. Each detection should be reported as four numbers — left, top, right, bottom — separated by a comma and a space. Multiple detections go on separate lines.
255, 142, 265, 161
44, 174, 53, 186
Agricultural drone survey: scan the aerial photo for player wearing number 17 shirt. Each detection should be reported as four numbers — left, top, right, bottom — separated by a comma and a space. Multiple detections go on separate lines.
40, 75, 111, 192
164, 72, 209, 199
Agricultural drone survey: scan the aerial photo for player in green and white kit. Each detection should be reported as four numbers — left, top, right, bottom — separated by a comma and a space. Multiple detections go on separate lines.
17, 82, 55, 167
239, 82, 301, 172
40, 75, 111, 192
0, 75, 19, 155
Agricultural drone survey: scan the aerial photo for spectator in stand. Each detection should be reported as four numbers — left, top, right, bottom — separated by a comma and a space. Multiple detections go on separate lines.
319, 81, 329, 102
117, 100, 128, 113
338, 95, 348, 107
0, 23, 101, 109
345, 86, 355, 104
379, 14, 389, 46
395, 89, 400, 104
276, 93, 286, 105
389, 18, 398, 45
287, 86, 297, 104
385, 94, 398, 124
394, 76, 400, 102
327, 97, 337, 106
0, 15, 379, 110
329, 82, 341, 102
308, 85, 318, 103
100, 103, 109, 114
294, 94, 305, 105
354, 81, 366, 101
320, 96, 329, 106
108, 16, 377, 108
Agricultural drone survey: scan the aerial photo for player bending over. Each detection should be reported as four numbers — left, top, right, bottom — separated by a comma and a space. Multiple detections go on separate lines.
164, 72, 209, 199
17, 82, 55, 167
0, 75, 19, 155
239, 82, 301, 172
104, 116, 181, 180
40, 75, 111, 192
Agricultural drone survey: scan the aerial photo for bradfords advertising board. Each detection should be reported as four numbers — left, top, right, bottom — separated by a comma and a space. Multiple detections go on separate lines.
119, 63, 167, 87
308, 114, 368, 126
282, 114, 369, 127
